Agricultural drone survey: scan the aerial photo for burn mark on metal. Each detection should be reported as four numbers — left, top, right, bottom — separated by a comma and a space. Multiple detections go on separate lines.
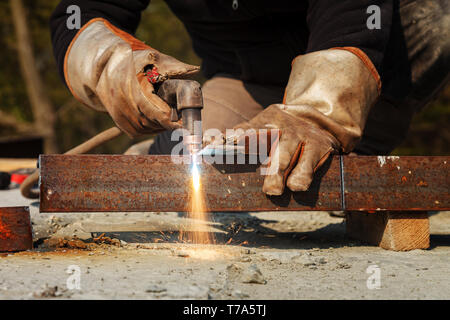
39, 155, 449, 213
0, 207, 33, 252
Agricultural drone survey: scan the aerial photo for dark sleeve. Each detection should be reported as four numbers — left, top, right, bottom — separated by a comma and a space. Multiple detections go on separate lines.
50, 0, 150, 84
306, 0, 393, 78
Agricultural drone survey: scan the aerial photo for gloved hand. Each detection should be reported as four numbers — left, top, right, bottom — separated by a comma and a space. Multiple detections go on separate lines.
228, 48, 381, 195
64, 18, 199, 136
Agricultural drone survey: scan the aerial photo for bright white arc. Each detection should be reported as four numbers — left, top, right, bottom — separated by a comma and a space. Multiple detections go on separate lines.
192, 162, 201, 192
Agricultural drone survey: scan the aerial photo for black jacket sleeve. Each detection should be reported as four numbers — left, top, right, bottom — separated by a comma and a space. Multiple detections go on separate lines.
50, 0, 150, 84
306, 0, 393, 77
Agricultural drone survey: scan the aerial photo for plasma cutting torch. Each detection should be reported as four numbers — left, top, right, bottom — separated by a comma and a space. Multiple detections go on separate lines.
156, 79, 204, 156
20, 78, 204, 198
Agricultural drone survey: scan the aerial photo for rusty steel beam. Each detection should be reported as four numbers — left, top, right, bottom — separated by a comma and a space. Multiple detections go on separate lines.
0, 207, 33, 252
343, 156, 449, 211
39, 155, 449, 213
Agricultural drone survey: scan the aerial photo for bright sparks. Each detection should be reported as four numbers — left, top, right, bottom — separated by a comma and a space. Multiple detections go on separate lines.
192, 162, 201, 192
179, 154, 216, 245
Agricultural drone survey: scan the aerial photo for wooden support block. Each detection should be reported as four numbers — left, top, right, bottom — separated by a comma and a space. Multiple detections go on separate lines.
0, 207, 33, 252
346, 211, 430, 251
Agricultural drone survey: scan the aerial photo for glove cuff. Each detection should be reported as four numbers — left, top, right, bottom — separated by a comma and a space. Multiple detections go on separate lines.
330, 47, 381, 94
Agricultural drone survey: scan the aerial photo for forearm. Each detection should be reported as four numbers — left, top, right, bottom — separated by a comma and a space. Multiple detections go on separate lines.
50, 0, 150, 84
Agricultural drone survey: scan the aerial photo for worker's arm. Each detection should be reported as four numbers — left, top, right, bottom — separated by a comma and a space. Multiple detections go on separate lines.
230, 1, 392, 195
305, 0, 393, 74
50, 0, 199, 136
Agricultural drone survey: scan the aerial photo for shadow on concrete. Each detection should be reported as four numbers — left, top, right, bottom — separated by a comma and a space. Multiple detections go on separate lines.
100, 211, 450, 250
101, 211, 357, 250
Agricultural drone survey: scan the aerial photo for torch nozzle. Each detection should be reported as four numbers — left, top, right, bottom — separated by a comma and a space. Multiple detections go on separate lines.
182, 107, 202, 158
155, 79, 203, 158
184, 134, 202, 156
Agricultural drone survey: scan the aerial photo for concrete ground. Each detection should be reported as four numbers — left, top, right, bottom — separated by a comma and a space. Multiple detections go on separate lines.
0, 188, 449, 300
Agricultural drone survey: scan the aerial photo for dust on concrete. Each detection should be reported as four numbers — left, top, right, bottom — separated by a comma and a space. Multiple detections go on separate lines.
0, 189, 449, 299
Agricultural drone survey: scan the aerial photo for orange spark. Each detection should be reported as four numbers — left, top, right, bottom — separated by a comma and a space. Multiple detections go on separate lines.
180, 159, 216, 245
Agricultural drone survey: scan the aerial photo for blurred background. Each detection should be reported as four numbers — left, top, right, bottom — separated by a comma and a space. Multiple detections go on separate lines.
0, 0, 448, 157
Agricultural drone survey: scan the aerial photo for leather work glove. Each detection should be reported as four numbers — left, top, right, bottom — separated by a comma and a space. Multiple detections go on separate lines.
64, 18, 199, 136
228, 48, 381, 195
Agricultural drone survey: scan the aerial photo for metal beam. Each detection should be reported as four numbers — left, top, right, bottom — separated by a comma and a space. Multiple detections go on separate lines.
39, 155, 449, 213
343, 156, 449, 211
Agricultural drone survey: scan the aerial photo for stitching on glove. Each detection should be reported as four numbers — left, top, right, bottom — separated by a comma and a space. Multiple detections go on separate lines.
313, 148, 333, 172
283, 141, 305, 185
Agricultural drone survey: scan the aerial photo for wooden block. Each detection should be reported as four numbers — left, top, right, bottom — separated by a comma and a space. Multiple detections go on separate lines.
346, 211, 430, 251
0, 207, 33, 252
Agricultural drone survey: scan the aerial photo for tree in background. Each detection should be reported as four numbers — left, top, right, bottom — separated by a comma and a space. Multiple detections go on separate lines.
0, 0, 201, 155
0, 0, 448, 155
9, 0, 58, 153
394, 86, 450, 155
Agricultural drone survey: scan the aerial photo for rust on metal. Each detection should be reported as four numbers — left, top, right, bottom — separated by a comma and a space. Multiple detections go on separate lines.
39, 155, 449, 213
343, 156, 449, 211
0, 207, 33, 252
39, 154, 340, 212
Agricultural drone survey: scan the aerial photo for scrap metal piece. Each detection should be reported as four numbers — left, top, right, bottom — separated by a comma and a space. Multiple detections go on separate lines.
38, 155, 450, 213
0, 207, 33, 252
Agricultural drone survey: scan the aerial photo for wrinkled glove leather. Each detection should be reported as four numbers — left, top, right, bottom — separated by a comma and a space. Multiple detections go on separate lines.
231, 49, 380, 195
65, 18, 199, 136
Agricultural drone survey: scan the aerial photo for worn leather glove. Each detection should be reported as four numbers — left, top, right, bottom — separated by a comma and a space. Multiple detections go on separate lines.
64, 18, 199, 136
229, 48, 381, 195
